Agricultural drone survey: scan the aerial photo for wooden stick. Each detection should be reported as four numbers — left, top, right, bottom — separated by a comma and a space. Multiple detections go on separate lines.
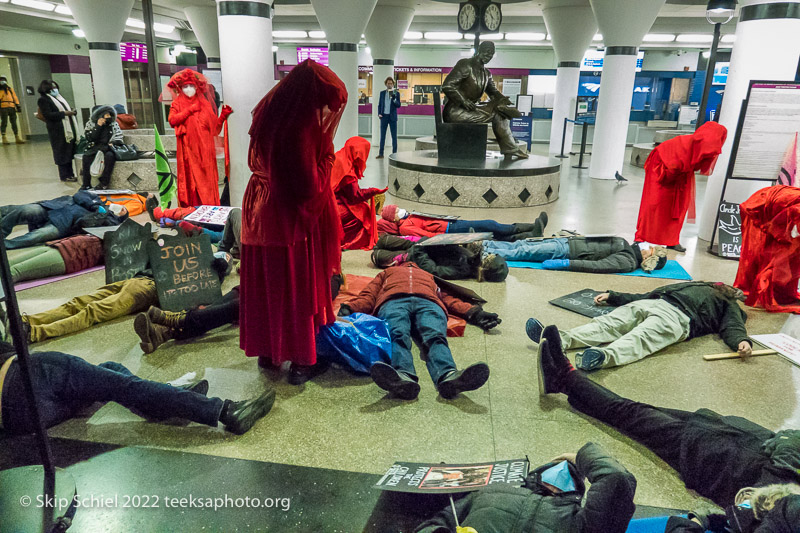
703, 349, 777, 361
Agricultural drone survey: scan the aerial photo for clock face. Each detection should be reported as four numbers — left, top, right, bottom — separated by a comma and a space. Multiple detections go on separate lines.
458, 3, 477, 32
483, 3, 502, 32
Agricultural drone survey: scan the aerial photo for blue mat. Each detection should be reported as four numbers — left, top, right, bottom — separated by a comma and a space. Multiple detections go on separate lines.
506, 259, 693, 281
625, 515, 710, 533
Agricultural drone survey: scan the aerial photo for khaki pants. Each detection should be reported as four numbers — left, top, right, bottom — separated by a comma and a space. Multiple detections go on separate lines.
26, 277, 157, 343
560, 299, 691, 367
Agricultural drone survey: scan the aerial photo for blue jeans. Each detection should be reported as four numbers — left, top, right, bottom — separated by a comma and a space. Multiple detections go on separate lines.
482, 237, 570, 262
1, 352, 224, 434
447, 219, 517, 238
377, 296, 456, 384
379, 116, 397, 156
1, 203, 61, 249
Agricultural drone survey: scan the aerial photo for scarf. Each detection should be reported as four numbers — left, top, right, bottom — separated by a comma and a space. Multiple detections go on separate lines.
47, 93, 75, 143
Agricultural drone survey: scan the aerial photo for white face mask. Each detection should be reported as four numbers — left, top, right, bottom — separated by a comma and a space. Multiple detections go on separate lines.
397, 208, 408, 220
182, 85, 196, 98
50, 88, 59, 97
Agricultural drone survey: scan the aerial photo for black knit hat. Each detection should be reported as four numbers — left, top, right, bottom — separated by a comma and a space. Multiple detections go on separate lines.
480, 254, 509, 282
655, 255, 668, 270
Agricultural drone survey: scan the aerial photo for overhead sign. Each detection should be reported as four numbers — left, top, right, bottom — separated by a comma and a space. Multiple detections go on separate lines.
581, 50, 645, 72
120, 42, 148, 63
297, 47, 328, 66
713, 62, 730, 85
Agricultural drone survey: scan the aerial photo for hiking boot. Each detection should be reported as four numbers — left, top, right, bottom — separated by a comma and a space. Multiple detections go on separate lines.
15, 134, 25, 144
147, 306, 187, 329
134, 312, 175, 354
1, 134, 7, 145
370, 362, 420, 400
437, 362, 490, 399
220, 389, 277, 435
575, 348, 606, 371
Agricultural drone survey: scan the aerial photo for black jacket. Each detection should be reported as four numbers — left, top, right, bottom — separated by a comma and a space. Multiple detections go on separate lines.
665, 494, 800, 532
83, 105, 117, 156
607, 282, 749, 351
415, 443, 636, 533
567, 237, 643, 274
38, 191, 124, 235
37, 94, 77, 165
409, 244, 477, 280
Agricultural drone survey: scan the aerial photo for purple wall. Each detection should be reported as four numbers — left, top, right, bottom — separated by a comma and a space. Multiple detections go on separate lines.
49, 55, 91, 75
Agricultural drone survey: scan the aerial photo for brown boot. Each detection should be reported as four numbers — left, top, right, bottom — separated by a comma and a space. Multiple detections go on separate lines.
134, 313, 174, 354
147, 306, 187, 329
1, 134, 7, 145
15, 133, 25, 144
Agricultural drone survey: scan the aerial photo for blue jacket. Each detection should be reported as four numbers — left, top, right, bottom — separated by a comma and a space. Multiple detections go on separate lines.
38, 191, 123, 235
378, 90, 401, 123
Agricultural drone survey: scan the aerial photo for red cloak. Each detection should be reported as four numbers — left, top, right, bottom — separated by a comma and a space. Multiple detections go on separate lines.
635, 122, 727, 246
735, 185, 800, 313
331, 136, 383, 250
239, 59, 346, 365
167, 69, 230, 208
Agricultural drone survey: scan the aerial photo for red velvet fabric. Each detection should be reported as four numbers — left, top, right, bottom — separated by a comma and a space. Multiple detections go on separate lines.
167, 69, 226, 208
331, 136, 381, 250
635, 122, 727, 246
735, 185, 800, 313
239, 60, 347, 365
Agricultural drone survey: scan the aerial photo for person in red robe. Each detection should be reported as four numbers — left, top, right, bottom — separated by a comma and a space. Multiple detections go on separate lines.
735, 185, 800, 313
239, 59, 347, 385
634, 122, 727, 251
167, 69, 232, 208
330, 136, 387, 250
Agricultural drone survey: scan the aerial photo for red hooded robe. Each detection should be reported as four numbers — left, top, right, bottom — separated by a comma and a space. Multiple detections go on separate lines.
167, 69, 231, 207
331, 136, 384, 250
239, 60, 346, 366
735, 185, 800, 313
635, 122, 727, 246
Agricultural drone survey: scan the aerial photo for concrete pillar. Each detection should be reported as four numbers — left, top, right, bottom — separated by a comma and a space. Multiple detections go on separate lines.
311, 0, 379, 149
697, 0, 800, 241
588, 0, 665, 180
216, 0, 274, 207
185, 6, 222, 69
64, 0, 134, 106
365, 2, 415, 148
542, 1, 597, 155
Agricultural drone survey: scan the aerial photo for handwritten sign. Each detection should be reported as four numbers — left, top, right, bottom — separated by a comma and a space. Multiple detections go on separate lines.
751, 333, 800, 367
103, 218, 152, 283
147, 234, 222, 312
183, 205, 235, 227
549, 289, 616, 318
717, 202, 741, 258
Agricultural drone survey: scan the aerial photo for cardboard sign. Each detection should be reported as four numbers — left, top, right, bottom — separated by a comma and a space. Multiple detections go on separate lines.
147, 234, 222, 312
717, 202, 742, 258
375, 459, 528, 494
751, 333, 800, 368
416, 232, 493, 247
549, 289, 616, 318
183, 205, 236, 227
103, 218, 153, 283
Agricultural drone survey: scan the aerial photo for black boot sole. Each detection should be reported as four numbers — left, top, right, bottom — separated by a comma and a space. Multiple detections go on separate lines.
370, 363, 420, 400
438, 363, 490, 399
287, 362, 330, 385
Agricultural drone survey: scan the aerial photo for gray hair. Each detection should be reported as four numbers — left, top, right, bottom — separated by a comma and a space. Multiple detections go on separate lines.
735, 484, 800, 519
640, 246, 667, 272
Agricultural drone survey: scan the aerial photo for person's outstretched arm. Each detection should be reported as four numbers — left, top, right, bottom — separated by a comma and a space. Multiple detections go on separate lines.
606, 289, 651, 306
719, 300, 751, 354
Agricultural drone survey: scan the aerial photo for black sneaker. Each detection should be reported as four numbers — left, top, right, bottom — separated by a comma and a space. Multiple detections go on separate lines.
525, 318, 544, 343
221, 389, 277, 435
287, 361, 330, 385
178, 379, 209, 396
541, 325, 563, 355
370, 362, 420, 400
537, 338, 575, 396
667, 244, 686, 253
63, 175, 78, 182
437, 363, 490, 399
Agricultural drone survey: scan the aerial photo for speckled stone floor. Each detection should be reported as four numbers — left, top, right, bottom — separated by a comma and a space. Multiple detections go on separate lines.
1, 138, 793, 513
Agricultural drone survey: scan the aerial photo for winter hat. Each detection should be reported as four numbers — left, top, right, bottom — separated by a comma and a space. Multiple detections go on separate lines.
479, 253, 509, 282
641, 246, 668, 272
107, 203, 126, 216
113, 104, 126, 115
381, 204, 398, 221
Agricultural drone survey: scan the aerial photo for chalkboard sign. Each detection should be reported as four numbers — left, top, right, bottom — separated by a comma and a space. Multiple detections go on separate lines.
147, 234, 222, 312
717, 202, 742, 259
549, 289, 616, 318
103, 218, 152, 283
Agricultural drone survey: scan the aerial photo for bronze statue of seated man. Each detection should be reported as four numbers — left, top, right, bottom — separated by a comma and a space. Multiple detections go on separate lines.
441, 41, 527, 159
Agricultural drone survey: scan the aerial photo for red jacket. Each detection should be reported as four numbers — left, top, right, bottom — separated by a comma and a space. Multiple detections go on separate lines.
377, 216, 449, 237
344, 263, 475, 317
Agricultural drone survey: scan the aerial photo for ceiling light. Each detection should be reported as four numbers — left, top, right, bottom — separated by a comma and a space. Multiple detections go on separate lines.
424, 32, 464, 40
482, 33, 503, 40
706, 0, 736, 24
272, 45, 278, 52
272, 30, 308, 38
126, 18, 145, 29
702, 51, 711, 58
365, 46, 371, 55
54, 4, 70, 15
308, 30, 325, 39
505, 32, 546, 41
153, 22, 174, 33
721, 34, 736, 43
593, 34, 603, 41
643, 33, 676, 42
676, 34, 714, 43
404, 31, 423, 40
11, 0, 55, 11
72, 28, 84, 38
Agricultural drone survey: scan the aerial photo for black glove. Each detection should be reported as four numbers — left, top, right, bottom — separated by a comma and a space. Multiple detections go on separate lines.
466, 306, 501, 330
15, 105, 21, 113
338, 304, 352, 317
687, 509, 729, 532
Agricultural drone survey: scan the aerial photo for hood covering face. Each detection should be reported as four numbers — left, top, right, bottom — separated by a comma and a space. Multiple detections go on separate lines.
691, 121, 728, 175
331, 136, 371, 190
90, 105, 116, 123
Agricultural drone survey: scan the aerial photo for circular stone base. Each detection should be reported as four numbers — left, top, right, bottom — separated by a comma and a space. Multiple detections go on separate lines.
415, 135, 526, 152
630, 143, 654, 168
389, 150, 560, 208
654, 129, 687, 144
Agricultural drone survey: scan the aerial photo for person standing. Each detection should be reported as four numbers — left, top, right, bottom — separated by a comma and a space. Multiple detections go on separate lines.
37, 80, 78, 182
376, 77, 401, 159
0, 75, 24, 144
239, 59, 346, 385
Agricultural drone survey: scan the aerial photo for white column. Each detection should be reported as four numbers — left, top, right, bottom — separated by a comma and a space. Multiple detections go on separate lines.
588, 0, 665, 180
365, 2, 415, 148
65, 0, 134, 106
697, 0, 800, 240
216, 0, 274, 207
542, 1, 597, 154
185, 6, 222, 69
311, 0, 378, 149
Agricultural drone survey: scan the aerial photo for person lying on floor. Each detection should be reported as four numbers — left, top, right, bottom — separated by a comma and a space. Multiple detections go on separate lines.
377, 204, 547, 241
526, 281, 752, 371
536, 328, 800, 531
370, 234, 509, 282
1, 190, 127, 250
0, 343, 274, 435
9, 233, 102, 284
416, 442, 636, 533
480, 235, 668, 274
339, 262, 500, 400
